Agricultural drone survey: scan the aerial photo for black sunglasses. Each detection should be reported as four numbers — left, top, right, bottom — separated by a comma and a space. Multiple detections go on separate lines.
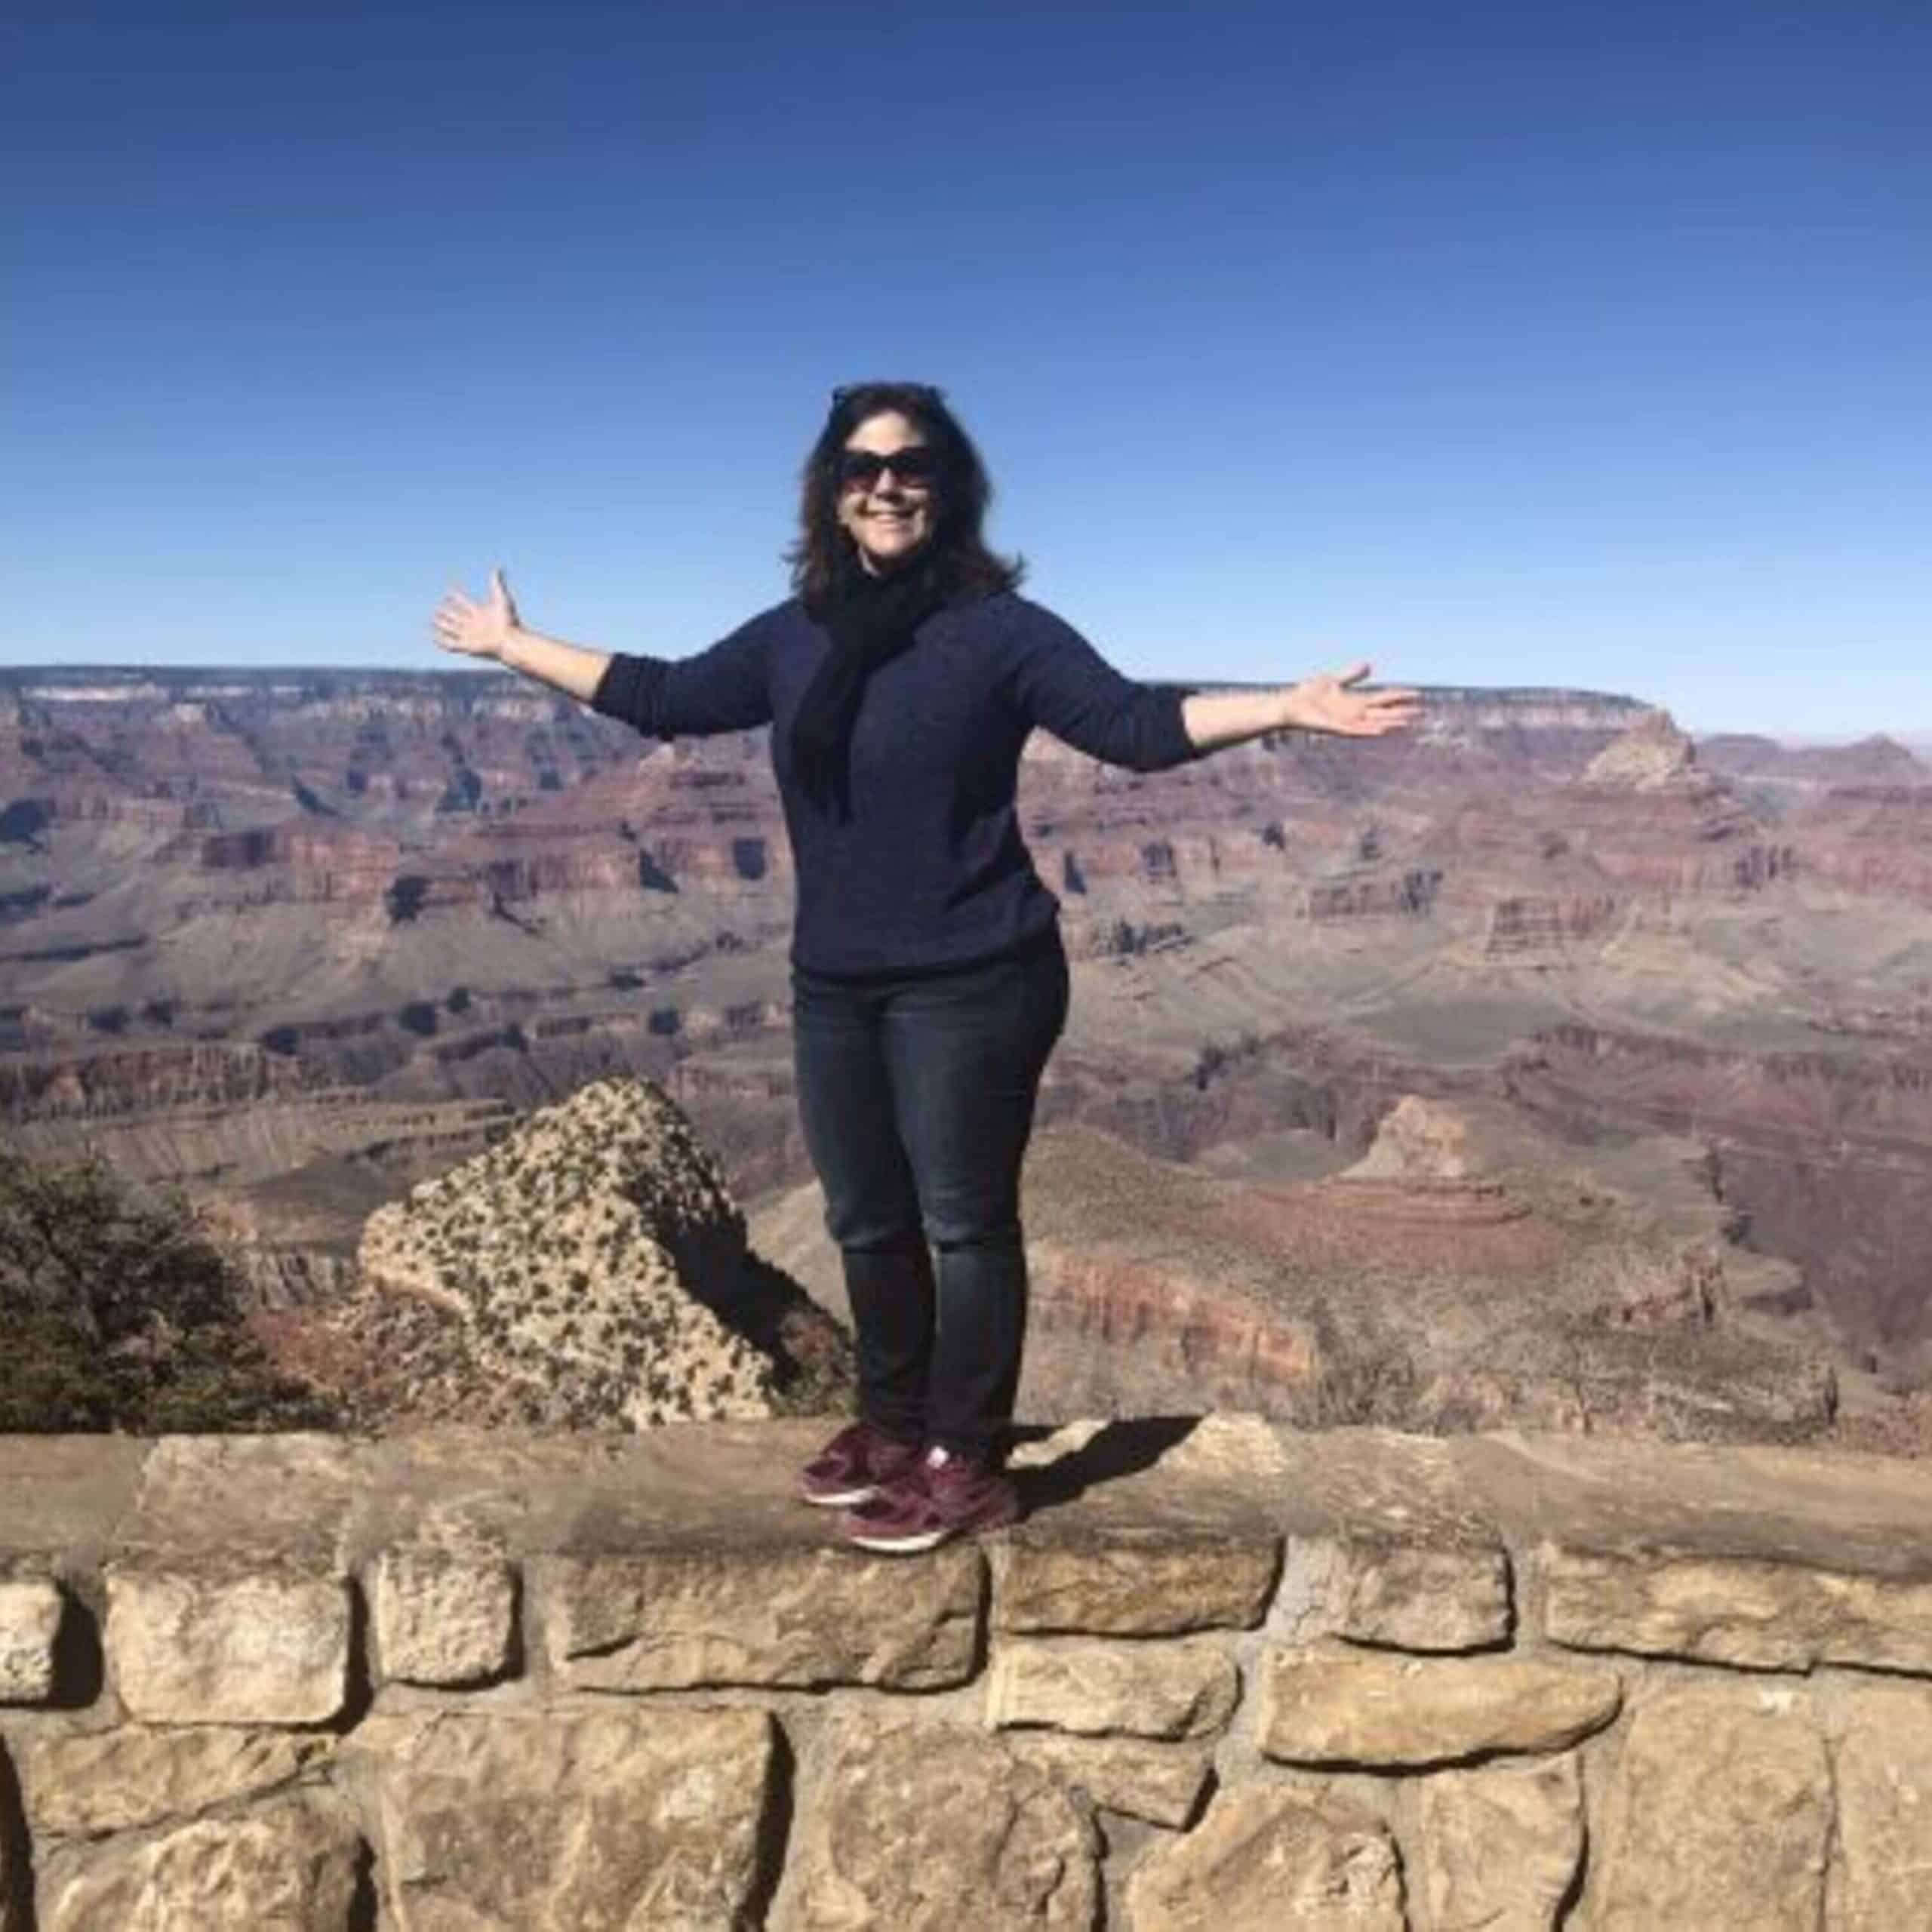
835, 446, 941, 490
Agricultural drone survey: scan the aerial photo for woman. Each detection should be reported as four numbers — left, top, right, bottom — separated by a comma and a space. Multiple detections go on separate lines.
433, 381, 1419, 1554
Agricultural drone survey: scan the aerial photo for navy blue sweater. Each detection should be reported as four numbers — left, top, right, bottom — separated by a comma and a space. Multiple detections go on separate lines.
590, 590, 1201, 977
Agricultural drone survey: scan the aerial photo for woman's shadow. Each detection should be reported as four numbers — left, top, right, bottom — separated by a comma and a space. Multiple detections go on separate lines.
1003, 1415, 1201, 1518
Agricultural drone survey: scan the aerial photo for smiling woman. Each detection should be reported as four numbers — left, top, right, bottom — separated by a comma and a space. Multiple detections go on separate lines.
429, 379, 1418, 1555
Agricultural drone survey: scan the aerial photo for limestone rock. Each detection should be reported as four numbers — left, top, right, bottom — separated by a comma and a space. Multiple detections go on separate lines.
1270, 1535, 1512, 1651
987, 1637, 1239, 1740
1410, 1757, 1583, 1932
1258, 1644, 1620, 1767
1007, 1734, 1212, 1827
1540, 1543, 1932, 1672
25, 1727, 334, 1839
1592, 1681, 1829, 1930
1583, 709, 1697, 789
105, 1569, 349, 1724
785, 1715, 1097, 1930
36, 1794, 361, 1932
367, 1707, 774, 1930
541, 1543, 981, 1690
371, 1546, 515, 1686
356, 1076, 780, 1428
1124, 1786, 1404, 1930
1832, 1681, 1932, 1928
992, 1531, 1278, 1634
0, 1577, 63, 1703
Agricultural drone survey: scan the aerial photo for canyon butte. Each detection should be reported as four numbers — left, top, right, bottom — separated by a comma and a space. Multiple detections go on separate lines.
4, 663, 1930, 1446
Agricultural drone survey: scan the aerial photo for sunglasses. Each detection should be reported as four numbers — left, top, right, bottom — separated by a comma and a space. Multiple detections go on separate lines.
835, 446, 941, 491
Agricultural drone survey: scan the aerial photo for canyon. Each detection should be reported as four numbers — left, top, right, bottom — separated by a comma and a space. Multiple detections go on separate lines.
4, 663, 1931, 1441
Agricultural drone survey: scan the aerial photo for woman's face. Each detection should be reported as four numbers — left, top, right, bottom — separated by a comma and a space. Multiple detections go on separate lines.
835, 410, 937, 574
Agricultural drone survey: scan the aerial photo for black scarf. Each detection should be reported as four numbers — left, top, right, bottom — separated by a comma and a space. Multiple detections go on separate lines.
790, 549, 946, 820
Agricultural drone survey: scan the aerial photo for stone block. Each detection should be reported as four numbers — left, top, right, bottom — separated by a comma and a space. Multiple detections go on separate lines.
1540, 1543, 1932, 1673
1409, 1756, 1583, 1932
0, 1577, 63, 1703
987, 1636, 1240, 1740
371, 1546, 515, 1686
25, 1727, 334, 1841
1124, 1786, 1404, 1930
1258, 1644, 1620, 1767
105, 1570, 349, 1724
36, 1794, 361, 1932
992, 1530, 1278, 1634
1592, 1681, 1829, 1931
784, 1713, 1097, 1930
365, 1707, 774, 1930
1007, 1734, 1212, 1828
540, 1543, 981, 1690
1271, 1535, 1511, 1651
1831, 1681, 1932, 1929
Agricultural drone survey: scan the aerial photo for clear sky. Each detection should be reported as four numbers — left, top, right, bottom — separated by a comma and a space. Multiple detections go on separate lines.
4, 0, 1927, 737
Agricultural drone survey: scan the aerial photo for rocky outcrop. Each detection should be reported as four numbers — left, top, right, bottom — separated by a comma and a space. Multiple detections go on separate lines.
3, 1419, 1932, 1928
352, 1076, 834, 1428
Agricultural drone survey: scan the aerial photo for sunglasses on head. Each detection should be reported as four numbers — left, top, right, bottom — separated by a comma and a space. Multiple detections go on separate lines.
835, 446, 941, 490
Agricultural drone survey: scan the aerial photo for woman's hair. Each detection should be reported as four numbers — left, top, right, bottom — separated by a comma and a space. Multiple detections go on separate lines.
786, 381, 1024, 614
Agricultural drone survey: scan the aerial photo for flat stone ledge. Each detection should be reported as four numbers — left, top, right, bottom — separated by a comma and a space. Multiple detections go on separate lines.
1456, 1431, 1932, 1580
0, 1436, 146, 1574
0, 1578, 64, 1703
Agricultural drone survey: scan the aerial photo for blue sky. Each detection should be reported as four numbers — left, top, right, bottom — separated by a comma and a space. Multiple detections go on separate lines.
4, 0, 1927, 736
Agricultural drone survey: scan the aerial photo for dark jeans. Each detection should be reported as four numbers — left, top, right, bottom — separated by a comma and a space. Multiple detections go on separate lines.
790, 924, 1070, 1465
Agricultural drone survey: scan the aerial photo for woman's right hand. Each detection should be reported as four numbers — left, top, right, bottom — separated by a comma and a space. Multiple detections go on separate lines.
433, 567, 521, 660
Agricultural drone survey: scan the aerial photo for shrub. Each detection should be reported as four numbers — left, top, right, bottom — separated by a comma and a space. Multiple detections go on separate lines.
0, 1145, 344, 1432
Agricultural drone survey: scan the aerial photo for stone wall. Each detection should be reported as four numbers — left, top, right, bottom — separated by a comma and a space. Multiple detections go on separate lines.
3, 1417, 1931, 1929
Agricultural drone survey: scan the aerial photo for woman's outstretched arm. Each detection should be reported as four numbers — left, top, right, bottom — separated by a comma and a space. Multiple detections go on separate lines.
1183, 661, 1422, 752
432, 568, 610, 702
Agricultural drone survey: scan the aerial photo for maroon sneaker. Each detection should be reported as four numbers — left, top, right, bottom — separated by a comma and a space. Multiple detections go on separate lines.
797, 1419, 924, 1509
838, 1444, 1020, 1553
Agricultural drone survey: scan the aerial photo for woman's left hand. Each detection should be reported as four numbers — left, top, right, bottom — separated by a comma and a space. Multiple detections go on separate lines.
1281, 662, 1422, 737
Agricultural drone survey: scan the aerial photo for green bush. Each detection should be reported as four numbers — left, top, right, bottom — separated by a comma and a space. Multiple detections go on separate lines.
0, 1145, 344, 1432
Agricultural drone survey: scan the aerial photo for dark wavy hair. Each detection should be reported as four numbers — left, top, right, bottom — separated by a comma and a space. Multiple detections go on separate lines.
786, 382, 1024, 615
